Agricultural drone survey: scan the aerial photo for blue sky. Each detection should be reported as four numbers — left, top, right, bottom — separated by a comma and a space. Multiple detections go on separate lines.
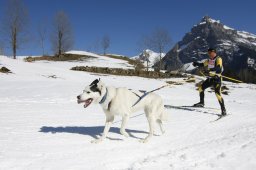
0, 0, 256, 57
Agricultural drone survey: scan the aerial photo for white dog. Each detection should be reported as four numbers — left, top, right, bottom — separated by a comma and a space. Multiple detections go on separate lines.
77, 79, 167, 143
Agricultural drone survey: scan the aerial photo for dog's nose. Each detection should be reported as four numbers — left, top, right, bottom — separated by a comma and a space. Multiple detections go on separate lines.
77, 95, 80, 100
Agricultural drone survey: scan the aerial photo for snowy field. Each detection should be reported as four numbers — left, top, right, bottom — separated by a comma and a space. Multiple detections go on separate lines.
1, 54, 256, 170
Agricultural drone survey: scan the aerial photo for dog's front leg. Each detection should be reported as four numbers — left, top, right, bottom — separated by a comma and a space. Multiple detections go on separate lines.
120, 115, 129, 137
91, 115, 114, 143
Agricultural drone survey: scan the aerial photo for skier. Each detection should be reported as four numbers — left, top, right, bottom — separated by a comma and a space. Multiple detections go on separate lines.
192, 48, 227, 116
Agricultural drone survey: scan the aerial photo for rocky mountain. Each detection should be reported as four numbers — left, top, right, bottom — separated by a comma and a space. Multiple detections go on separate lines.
162, 16, 256, 82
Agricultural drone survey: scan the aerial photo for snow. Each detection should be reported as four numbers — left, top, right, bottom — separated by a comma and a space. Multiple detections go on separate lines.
198, 18, 220, 26
66, 50, 103, 58
178, 44, 188, 52
198, 21, 206, 25
1, 53, 256, 170
235, 31, 256, 47
223, 25, 234, 30
218, 40, 232, 46
131, 49, 165, 67
237, 31, 256, 39
180, 62, 195, 72
65, 50, 134, 69
207, 18, 220, 24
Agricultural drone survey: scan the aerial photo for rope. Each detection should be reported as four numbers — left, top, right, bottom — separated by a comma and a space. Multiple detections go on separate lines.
132, 84, 170, 107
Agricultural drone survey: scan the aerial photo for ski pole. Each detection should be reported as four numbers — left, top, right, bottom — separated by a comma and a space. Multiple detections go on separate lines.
199, 70, 243, 83
220, 75, 243, 83
198, 70, 206, 77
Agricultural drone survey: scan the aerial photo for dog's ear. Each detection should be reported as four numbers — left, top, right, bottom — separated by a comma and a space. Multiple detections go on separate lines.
90, 79, 99, 86
90, 83, 101, 95
96, 79, 105, 91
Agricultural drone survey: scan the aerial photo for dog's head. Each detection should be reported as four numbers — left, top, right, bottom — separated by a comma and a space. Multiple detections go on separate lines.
77, 78, 105, 108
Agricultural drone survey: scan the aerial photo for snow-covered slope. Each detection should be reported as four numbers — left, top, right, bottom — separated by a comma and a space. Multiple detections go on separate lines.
1, 55, 256, 170
131, 49, 165, 67
65, 50, 134, 69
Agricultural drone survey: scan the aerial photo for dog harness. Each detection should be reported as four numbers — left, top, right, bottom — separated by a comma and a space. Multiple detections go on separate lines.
99, 88, 108, 104
99, 88, 112, 111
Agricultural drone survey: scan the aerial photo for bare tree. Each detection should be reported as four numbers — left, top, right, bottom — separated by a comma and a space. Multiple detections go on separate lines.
153, 56, 160, 71
139, 50, 150, 71
38, 20, 47, 55
51, 11, 74, 56
143, 28, 171, 72
101, 35, 110, 55
1, 0, 29, 59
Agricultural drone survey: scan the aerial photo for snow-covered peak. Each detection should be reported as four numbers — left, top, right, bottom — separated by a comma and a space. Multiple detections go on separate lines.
198, 16, 256, 41
131, 49, 166, 67
198, 16, 220, 25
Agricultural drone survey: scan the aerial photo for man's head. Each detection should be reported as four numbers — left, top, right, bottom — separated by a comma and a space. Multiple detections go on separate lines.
208, 48, 217, 59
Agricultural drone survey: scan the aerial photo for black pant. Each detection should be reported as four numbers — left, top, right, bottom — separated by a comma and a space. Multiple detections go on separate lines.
199, 76, 226, 111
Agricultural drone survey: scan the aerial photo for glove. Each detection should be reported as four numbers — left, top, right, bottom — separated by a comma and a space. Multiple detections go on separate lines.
209, 71, 216, 76
192, 61, 199, 67
204, 70, 216, 76
203, 69, 210, 74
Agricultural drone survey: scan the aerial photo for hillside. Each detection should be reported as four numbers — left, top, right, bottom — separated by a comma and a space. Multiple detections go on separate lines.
1, 54, 256, 169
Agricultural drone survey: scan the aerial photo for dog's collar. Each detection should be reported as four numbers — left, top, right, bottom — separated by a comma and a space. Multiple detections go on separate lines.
99, 88, 108, 104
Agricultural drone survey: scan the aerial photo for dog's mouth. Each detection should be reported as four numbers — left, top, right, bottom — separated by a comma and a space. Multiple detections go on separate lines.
77, 98, 93, 108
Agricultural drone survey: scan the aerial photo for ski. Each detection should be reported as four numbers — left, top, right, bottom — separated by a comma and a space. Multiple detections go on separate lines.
179, 105, 220, 111
164, 105, 220, 111
164, 105, 230, 123
164, 105, 219, 116
210, 114, 230, 122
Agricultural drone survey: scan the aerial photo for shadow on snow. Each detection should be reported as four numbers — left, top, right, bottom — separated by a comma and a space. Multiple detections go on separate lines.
39, 126, 148, 140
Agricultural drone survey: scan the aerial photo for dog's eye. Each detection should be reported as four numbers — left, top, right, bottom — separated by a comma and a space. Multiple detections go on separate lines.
87, 91, 90, 94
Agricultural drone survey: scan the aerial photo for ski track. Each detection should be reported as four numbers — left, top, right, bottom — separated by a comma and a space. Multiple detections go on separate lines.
1, 55, 256, 170
129, 123, 256, 170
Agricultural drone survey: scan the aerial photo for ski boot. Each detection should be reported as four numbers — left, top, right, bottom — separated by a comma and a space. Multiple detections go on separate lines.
221, 108, 227, 116
193, 102, 204, 107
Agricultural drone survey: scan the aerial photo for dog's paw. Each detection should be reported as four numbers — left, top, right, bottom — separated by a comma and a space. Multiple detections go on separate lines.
139, 139, 148, 143
121, 131, 129, 138
91, 138, 103, 144
139, 136, 152, 143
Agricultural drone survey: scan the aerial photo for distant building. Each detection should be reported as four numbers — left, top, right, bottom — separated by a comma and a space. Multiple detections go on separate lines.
247, 57, 255, 69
